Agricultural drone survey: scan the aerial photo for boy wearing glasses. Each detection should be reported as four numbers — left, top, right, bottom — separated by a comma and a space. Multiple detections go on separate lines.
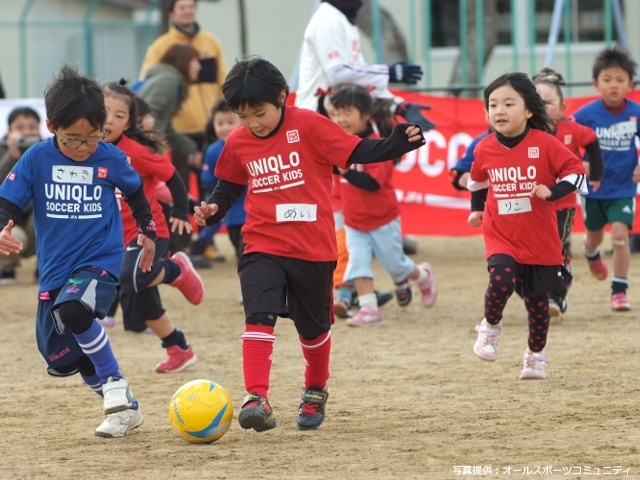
0, 65, 157, 438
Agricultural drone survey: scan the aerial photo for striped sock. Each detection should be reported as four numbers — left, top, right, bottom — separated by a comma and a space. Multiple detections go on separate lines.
241, 325, 275, 399
73, 320, 121, 384
300, 330, 331, 389
81, 372, 103, 398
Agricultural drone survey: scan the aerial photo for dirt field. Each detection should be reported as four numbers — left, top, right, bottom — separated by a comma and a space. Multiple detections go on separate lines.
0, 234, 639, 480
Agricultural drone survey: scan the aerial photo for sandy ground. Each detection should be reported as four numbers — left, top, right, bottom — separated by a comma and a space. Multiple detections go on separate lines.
0, 234, 638, 480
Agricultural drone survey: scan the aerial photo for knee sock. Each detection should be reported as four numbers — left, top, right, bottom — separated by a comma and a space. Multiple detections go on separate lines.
161, 328, 188, 349
242, 324, 275, 399
484, 265, 516, 325
524, 294, 550, 352
73, 321, 122, 384
299, 330, 331, 390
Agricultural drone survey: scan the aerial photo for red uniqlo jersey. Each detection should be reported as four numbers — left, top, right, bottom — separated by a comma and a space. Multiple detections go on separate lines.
341, 131, 400, 231
553, 119, 597, 210
215, 107, 361, 261
116, 135, 174, 244
470, 129, 586, 265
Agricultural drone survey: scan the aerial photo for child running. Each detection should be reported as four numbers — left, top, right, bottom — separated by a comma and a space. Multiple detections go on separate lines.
468, 72, 587, 380
327, 83, 437, 327
103, 80, 203, 373
532, 67, 604, 317
194, 56, 425, 432
0, 65, 157, 437
572, 47, 640, 311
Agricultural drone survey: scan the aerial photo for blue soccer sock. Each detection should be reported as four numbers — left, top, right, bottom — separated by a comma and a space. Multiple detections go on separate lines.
73, 320, 122, 384
81, 371, 104, 398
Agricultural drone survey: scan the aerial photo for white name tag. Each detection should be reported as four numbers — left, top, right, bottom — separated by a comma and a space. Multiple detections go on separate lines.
276, 203, 317, 222
497, 197, 532, 215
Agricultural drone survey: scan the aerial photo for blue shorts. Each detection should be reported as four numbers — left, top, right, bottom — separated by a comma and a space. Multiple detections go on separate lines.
35, 266, 119, 376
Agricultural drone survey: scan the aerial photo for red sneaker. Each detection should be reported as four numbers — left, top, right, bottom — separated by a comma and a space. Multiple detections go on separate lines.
170, 252, 204, 305
586, 257, 608, 281
155, 344, 197, 373
611, 292, 631, 312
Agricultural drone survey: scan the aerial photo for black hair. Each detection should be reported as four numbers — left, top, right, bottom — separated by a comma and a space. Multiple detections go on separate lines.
222, 56, 289, 111
328, 83, 395, 138
532, 67, 565, 105
44, 64, 105, 131
592, 46, 637, 81
168, 0, 197, 12
484, 72, 554, 134
7, 106, 40, 127
204, 98, 233, 144
103, 79, 163, 153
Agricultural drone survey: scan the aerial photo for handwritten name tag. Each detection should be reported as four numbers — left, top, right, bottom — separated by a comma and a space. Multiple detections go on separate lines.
497, 197, 532, 215
276, 203, 318, 222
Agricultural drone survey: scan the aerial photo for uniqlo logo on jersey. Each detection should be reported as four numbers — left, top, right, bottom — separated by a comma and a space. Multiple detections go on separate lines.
97, 167, 108, 179
286, 130, 300, 143
7, 172, 15, 181
528, 147, 539, 158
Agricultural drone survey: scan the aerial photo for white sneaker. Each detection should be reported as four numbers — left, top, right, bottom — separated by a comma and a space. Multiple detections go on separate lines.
96, 316, 116, 328
95, 407, 143, 438
102, 377, 135, 415
473, 319, 502, 361
519, 350, 548, 380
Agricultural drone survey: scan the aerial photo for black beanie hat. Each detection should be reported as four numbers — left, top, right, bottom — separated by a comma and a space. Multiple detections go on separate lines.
323, 0, 364, 25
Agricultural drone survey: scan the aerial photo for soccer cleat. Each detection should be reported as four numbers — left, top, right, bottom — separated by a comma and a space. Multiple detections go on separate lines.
96, 316, 116, 328
238, 393, 276, 432
519, 351, 549, 380
170, 252, 204, 305
333, 296, 352, 319
351, 290, 394, 309
347, 305, 385, 327
395, 280, 413, 307
611, 292, 631, 311
95, 406, 143, 438
155, 344, 197, 373
473, 319, 502, 362
417, 262, 437, 307
297, 387, 329, 430
586, 257, 608, 281
0, 269, 16, 285
102, 377, 135, 415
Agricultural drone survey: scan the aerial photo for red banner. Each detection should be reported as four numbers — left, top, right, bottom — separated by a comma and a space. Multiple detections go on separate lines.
390, 89, 640, 236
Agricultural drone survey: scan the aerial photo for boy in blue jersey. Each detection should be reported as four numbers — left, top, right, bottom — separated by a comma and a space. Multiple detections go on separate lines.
0, 65, 157, 437
573, 47, 640, 311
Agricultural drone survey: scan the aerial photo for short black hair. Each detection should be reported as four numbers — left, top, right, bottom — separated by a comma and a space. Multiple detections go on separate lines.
222, 56, 289, 111
7, 106, 40, 127
44, 64, 106, 131
592, 46, 637, 80
168, 0, 197, 13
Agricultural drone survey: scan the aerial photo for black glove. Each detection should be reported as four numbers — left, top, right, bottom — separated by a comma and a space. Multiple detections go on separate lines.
396, 103, 436, 132
388, 61, 423, 84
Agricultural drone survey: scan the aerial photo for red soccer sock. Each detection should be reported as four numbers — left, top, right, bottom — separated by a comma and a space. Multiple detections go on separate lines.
241, 324, 275, 399
299, 330, 331, 389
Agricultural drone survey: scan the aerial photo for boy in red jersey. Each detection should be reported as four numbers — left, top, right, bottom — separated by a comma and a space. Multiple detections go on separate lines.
194, 56, 425, 432
532, 68, 604, 317
468, 73, 587, 380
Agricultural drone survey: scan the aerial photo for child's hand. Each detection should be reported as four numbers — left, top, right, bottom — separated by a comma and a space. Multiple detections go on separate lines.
193, 201, 219, 226
458, 172, 469, 189
468, 211, 483, 227
404, 125, 425, 144
0, 220, 24, 255
530, 184, 551, 199
168, 217, 193, 235
582, 160, 590, 178
633, 165, 640, 183
136, 234, 156, 273
589, 180, 601, 192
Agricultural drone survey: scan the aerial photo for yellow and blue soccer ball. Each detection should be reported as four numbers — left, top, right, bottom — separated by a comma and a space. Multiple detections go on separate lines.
168, 379, 234, 443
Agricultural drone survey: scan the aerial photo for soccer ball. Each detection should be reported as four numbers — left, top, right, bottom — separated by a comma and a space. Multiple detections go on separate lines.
168, 379, 234, 443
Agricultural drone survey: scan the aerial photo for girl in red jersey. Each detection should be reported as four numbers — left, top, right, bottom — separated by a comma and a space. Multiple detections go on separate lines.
194, 56, 425, 433
532, 68, 604, 317
327, 83, 436, 327
468, 72, 587, 380
103, 80, 204, 373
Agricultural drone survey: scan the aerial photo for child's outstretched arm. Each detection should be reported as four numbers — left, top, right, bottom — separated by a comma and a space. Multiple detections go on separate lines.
194, 179, 245, 227
347, 123, 425, 166
0, 199, 24, 255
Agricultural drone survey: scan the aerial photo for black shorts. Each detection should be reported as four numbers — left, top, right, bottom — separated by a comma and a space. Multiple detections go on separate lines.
488, 254, 572, 298
239, 252, 335, 339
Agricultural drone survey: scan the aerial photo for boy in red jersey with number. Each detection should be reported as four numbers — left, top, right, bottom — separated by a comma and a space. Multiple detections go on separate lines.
468, 72, 587, 380
194, 56, 425, 432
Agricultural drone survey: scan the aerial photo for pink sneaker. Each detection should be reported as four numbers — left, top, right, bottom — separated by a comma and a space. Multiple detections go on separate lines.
170, 252, 204, 305
519, 350, 548, 380
417, 262, 437, 307
473, 319, 501, 361
611, 292, 631, 311
586, 257, 608, 281
347, 305, 385, 327
155, 344, 197, 373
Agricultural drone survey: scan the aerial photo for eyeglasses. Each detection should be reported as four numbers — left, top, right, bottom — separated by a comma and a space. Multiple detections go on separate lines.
54, 129, 105, 148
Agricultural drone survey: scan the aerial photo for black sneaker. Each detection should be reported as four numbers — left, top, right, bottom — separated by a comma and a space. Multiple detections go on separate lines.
395, 280, 413, 307
297, 387, 329, 430
238, 393, 276, 432
0, 269, 16, 285
351, 290, 394, 309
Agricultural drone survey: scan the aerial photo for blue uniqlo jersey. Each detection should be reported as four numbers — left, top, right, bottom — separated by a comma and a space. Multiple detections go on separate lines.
573, 98, 640, 200
0, 139, 143, 291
